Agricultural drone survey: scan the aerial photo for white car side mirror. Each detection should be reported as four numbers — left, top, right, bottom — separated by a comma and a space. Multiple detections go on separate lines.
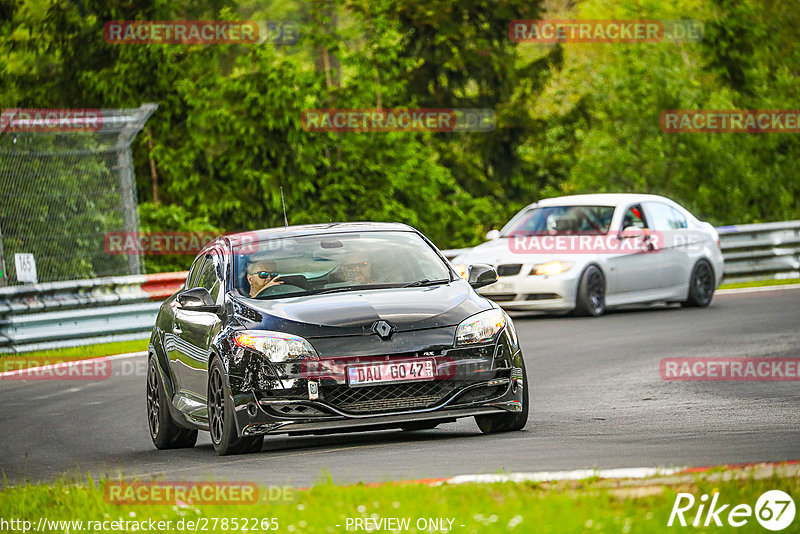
485, 229, 500, 240
620, 226, 641, 238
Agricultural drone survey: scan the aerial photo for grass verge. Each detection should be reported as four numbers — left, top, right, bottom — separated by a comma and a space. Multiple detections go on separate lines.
719, 278, 800, 290
0, 339, 147, 371
0, 467, 797, 533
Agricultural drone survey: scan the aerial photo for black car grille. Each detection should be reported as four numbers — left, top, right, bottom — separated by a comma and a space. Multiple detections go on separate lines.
272, 404, 328, 417
497, 264, 522, 276
322, 380, 458, 413
320, 377, 509, 414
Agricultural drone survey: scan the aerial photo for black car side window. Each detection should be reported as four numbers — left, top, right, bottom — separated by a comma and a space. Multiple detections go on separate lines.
195, 253, 222, 301
186, 256, 203, 289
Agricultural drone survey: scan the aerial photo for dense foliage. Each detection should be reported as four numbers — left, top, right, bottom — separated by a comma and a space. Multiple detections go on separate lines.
1, 0, 798, 273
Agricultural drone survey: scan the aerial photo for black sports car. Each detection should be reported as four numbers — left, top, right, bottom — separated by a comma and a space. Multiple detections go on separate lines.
147, 222, 528, 455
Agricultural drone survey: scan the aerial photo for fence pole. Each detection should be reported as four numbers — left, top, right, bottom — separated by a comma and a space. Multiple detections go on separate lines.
115, 103, 158, 276
0, 220, 6, 287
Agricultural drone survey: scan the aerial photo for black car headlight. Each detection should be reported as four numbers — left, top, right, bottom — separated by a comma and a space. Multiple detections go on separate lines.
455, 309, 506, 346
233, 330, 319, 362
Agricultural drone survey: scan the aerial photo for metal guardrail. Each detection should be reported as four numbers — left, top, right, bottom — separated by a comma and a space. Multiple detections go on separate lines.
3, 302, 162, 348
1, 221, 797, 353
0, 272, 186, 353
716, 221, 800, 283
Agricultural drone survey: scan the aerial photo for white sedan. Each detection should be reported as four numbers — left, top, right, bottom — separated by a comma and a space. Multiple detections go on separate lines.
452, 194, 724, 316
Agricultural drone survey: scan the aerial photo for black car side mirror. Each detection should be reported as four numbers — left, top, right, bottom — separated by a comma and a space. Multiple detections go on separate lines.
467, 264, 498, 289
177, 287, 221, 313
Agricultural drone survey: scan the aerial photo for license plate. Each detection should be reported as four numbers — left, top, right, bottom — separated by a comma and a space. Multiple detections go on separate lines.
481, 280, 511, 294
491, 281, 513, 292
347, 359, 435, 387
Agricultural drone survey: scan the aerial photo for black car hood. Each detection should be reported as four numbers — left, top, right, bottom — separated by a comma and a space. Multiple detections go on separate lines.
232, 279, 491, 338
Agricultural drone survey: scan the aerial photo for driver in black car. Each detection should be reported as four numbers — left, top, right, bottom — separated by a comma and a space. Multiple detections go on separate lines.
246, 259, 284, 297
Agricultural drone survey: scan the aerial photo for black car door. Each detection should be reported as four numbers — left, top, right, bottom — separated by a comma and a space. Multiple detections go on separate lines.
169, 250, 224, 415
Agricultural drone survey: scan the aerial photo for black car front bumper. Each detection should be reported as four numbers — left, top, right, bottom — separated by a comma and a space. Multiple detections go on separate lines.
226, 328, 526, 437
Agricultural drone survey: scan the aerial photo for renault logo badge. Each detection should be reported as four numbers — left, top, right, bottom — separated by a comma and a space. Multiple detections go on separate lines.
373, 320, 395, 340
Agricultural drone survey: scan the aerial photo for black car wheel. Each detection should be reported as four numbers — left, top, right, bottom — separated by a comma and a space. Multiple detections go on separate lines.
147, 356, 198, 449
475, 356, 529, 434
574, 265, 606, 316
683, 259, 715, 308
208, 358, 264, 456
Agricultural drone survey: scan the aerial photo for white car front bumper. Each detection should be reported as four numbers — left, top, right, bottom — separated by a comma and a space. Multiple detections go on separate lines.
477, 265, 581, 311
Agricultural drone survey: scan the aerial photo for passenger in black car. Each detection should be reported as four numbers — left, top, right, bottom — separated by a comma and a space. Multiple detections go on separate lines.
339, 257, 372, 284
335, 252, 399, 285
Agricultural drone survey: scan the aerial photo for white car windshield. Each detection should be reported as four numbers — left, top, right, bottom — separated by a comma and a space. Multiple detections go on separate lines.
502, 205, 615, 237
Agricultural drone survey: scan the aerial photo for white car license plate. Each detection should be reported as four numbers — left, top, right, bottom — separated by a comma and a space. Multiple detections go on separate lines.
484, 280, 513, 293
347, 360, 435, 387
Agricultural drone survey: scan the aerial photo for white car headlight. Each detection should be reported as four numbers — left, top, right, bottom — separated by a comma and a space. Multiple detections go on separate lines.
233, 330, 318, 362
455, 309, 506, 345
530, 260, 573, 276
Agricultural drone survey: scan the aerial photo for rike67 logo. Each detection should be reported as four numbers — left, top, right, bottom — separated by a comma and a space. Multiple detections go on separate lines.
669, 490, 795, 531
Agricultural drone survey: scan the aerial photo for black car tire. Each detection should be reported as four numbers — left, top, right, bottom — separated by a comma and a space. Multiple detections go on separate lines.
208, 357, 264, 456
573, 265, 606, 317
682, 259, 715, 308
475, 357, 529, 434
147, 356, 198, 449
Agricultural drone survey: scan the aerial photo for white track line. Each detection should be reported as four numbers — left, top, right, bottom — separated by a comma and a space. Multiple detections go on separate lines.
0, 350, 146, 379
439, 467, 680, 485
430, 461, 799, 486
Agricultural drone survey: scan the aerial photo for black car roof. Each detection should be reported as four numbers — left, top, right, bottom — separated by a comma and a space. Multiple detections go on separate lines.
223, 222, 417, 248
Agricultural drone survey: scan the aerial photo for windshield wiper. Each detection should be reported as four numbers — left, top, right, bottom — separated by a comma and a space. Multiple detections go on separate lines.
401, 278, 450, 288
312, 284, 395, 295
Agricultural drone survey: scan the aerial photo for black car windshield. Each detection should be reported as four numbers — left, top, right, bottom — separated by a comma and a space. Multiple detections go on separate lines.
233, 231, 451, 299
502, 205, 615, 237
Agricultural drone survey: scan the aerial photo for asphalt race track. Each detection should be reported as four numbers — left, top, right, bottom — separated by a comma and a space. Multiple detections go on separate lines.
1, 287, 798, 487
